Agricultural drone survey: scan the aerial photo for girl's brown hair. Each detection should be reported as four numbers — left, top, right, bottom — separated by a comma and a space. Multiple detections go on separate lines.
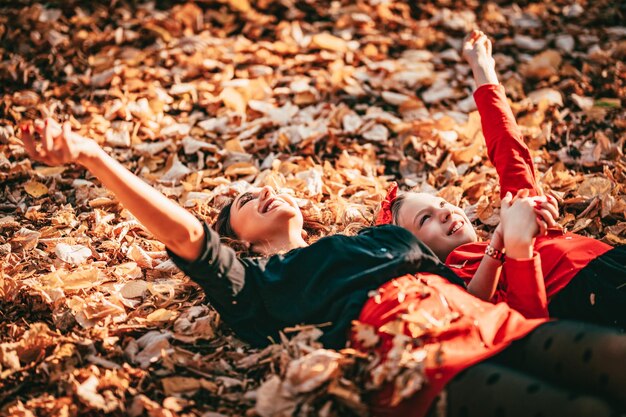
389, 193, 409, 225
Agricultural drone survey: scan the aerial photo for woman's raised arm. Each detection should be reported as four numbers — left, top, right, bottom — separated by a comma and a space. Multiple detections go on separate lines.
19, 119, 204, 262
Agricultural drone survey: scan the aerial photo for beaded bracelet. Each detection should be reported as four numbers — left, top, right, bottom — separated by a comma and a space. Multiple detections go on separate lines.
485, 244, 505, 262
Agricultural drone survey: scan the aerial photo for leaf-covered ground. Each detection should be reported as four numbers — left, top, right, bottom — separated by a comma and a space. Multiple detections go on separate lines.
0, 1, 625, 416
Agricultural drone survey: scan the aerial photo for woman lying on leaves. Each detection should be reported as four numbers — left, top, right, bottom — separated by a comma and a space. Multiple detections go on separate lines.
377, 30, 626, 333
18, 39, 626, 417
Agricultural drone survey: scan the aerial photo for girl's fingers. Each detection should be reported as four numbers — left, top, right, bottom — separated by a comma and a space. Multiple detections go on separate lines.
463, 30, 484, 52
465, 30, 480, 43
515, 188, 530, 199
501, 191, 513, 208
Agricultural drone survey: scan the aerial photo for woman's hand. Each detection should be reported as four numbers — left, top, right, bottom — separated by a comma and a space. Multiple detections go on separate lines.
21, 117, 204, 261
19, 118, 100, 166
532, 194, 560, 232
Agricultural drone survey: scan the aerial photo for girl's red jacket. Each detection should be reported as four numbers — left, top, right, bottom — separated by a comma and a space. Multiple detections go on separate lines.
445, 84, 611, 319
354, 273, 545, 417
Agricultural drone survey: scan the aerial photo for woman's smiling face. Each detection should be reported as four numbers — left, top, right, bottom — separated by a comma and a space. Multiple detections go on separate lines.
229, 186, 304, 245
395, 192, 477, 260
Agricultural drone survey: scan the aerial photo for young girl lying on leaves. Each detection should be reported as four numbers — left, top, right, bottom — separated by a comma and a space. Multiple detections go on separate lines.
377, 30, 626, 331
18, 32, 626, 417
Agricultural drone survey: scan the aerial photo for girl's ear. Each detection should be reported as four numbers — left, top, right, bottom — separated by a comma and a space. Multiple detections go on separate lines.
301, 229, 308, 240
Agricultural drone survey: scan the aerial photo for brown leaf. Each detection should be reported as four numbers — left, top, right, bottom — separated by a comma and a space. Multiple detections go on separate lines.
311, 33, 348, 53
24, 180, 48, 197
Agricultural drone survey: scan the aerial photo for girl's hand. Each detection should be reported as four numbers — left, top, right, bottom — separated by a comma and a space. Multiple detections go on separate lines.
492, 223, 504, 250
19, 118, 99, 166
462, 29, 499, 87
500, 190, 540, 259
462, 30, 492, 64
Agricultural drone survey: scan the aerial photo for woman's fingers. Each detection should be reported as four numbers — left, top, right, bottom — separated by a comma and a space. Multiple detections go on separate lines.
547, 194, 559, 212
43, 119, 55, 154
534, 207, 557, 228
25, 118, 71, 165
537, 200, 558, 220
41, 118, 62, 136
58, 122, 75, 160
536, 217, 548, 236
19, 124, 38, 156
531, 194, 559, 221
19, 123, 48, 163
44, 120, 63, 165
18, 118, 85, 166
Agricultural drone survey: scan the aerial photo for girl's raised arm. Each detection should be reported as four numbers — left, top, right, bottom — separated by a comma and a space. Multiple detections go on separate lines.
463, 31, 541, 198
19, 119, 205, 262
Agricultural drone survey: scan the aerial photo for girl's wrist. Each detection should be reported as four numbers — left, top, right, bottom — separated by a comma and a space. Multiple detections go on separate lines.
504, 241, 533, 259
470, 63, 499, 87
485, 244, 505, 262
491, 227, 504, 250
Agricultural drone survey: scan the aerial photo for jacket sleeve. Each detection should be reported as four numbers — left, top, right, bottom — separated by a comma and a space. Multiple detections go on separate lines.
166, 220, 246, 301
501, 252, 548, 319
474, 84, 540, 197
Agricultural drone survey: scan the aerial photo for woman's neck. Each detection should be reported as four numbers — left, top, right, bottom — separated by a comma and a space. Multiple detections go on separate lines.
253, 232, 308, 256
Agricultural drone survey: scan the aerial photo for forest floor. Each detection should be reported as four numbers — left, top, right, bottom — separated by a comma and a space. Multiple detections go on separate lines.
0, 1, 625, 416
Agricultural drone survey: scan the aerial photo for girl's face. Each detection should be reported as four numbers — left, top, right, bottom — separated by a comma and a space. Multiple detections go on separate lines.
229, 186, 304, 245
395, 193, 477, 260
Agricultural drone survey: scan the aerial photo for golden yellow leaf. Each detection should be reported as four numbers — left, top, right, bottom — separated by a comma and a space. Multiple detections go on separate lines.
220, 87, 247, 114
24, 181, 48, 198
225, 138, 246, 153
311, 33, 348, 53
228, 0, 251, 13
578, 177, 612, 199
34, 166, 67, 176
224, 162, 258, 177
146, 308, 178, 323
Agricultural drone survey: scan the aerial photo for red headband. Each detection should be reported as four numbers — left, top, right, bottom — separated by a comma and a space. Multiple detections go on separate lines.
375, 182, 398, 225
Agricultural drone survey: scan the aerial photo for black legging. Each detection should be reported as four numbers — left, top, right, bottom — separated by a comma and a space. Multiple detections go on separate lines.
549, 246, 626, 331
441, 321, 626, 417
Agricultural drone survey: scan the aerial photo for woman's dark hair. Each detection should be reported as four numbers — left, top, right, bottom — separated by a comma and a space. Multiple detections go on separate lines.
212, 197, 330, 254
213, 201, 237, 240
213, 200, 253, 254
